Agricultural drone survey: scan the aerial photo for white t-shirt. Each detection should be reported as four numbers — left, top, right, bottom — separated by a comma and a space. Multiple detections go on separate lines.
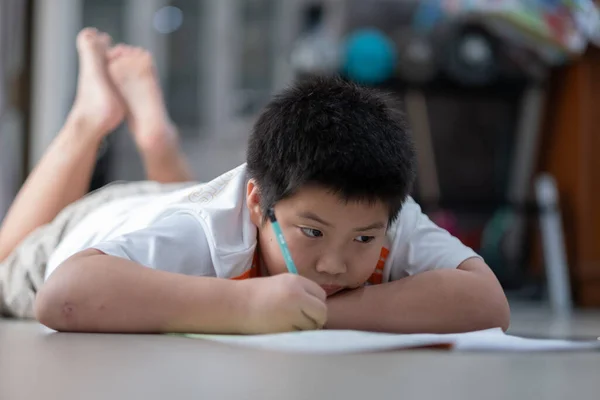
45, 164, 480, 282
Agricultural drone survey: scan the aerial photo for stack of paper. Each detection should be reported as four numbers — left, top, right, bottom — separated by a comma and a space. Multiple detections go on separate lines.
181, 328, 600, 354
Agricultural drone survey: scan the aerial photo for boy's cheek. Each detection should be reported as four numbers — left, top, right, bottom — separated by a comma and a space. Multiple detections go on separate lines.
349, 249, 384, 285
262, 237, 304, 276
262, 244, 287, 275
349, 264, 377, 288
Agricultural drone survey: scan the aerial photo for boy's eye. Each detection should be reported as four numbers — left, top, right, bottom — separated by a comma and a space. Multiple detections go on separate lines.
300, 227, 323, 238
355, 235, 375, 244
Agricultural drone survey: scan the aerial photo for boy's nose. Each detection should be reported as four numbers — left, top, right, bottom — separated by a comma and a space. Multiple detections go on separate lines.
315, 254, 347, 275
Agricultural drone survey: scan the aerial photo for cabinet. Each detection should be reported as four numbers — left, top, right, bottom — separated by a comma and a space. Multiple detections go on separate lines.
540, 47, 600, 307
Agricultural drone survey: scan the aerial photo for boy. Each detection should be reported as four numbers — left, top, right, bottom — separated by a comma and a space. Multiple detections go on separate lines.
0, 29, 509, 334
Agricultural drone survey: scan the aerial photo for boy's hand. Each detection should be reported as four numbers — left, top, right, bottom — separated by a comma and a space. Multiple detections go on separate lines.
241, 273, 327, 334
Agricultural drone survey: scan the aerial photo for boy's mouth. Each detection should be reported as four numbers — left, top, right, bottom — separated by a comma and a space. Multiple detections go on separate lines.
320, 285, 343, 296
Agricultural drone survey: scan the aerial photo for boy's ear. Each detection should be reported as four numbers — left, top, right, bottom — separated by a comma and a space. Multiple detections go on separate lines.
246, 179, 263, 226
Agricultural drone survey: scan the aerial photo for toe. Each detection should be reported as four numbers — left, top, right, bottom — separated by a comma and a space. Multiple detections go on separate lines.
76, 27, 98, 48
120, 45, 135, 56
98, 32, 112, 50
108, 44, 127, 61
140, 51, 153, 65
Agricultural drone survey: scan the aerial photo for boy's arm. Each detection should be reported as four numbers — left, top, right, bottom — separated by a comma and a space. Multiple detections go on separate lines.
35, 211, 327, 334
35, 249, 327, 334
35, 249, 251, 333
325, 257, 510, 333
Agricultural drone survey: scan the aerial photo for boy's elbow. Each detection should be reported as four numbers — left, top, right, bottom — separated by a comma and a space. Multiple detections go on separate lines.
34, 283, 68, 331
34, 267, 79, 331
464, 292, 510, 333
35, 250, 100, 331
492, 296, 511, 332
460, 259, 511, 332
480, 287, 510, 332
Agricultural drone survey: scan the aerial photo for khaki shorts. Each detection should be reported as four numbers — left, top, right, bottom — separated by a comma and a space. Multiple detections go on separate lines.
0, 180, 194, 319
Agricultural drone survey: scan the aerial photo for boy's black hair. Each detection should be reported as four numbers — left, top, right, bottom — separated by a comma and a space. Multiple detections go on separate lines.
246, 76, 416, 225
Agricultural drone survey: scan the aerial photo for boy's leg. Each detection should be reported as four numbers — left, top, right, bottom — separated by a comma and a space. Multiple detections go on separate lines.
108, 45, 193, 183
0, 28, 125, 262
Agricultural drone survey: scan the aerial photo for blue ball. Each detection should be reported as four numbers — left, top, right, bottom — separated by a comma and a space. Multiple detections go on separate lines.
343, 29, 397, 85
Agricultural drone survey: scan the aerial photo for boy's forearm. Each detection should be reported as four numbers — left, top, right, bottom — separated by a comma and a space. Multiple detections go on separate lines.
35, 249, 250, 334
325, 259, 510, 334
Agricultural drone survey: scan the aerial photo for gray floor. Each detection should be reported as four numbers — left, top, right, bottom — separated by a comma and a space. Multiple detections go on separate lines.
2, 301, 600, 400
508, 302, 600, 340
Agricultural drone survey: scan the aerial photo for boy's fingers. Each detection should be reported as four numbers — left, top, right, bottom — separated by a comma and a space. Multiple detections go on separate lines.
300, 295, 327, 329
290, 311, 317, 331
301, 279, 327, 302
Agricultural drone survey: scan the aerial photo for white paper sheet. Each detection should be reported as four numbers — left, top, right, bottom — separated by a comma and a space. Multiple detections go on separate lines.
181, 328, 600, 354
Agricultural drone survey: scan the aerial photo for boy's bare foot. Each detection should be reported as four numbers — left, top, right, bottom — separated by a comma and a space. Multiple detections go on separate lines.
69, 28, 125, 139
108, 44, 193, 182
108, 45, 178, 157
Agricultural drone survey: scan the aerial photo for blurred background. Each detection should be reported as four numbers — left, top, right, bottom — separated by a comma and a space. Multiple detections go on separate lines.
1, 0, 600, 335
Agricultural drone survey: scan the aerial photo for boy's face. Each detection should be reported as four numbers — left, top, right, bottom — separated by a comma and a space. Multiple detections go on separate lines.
247, 181, 389, 297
